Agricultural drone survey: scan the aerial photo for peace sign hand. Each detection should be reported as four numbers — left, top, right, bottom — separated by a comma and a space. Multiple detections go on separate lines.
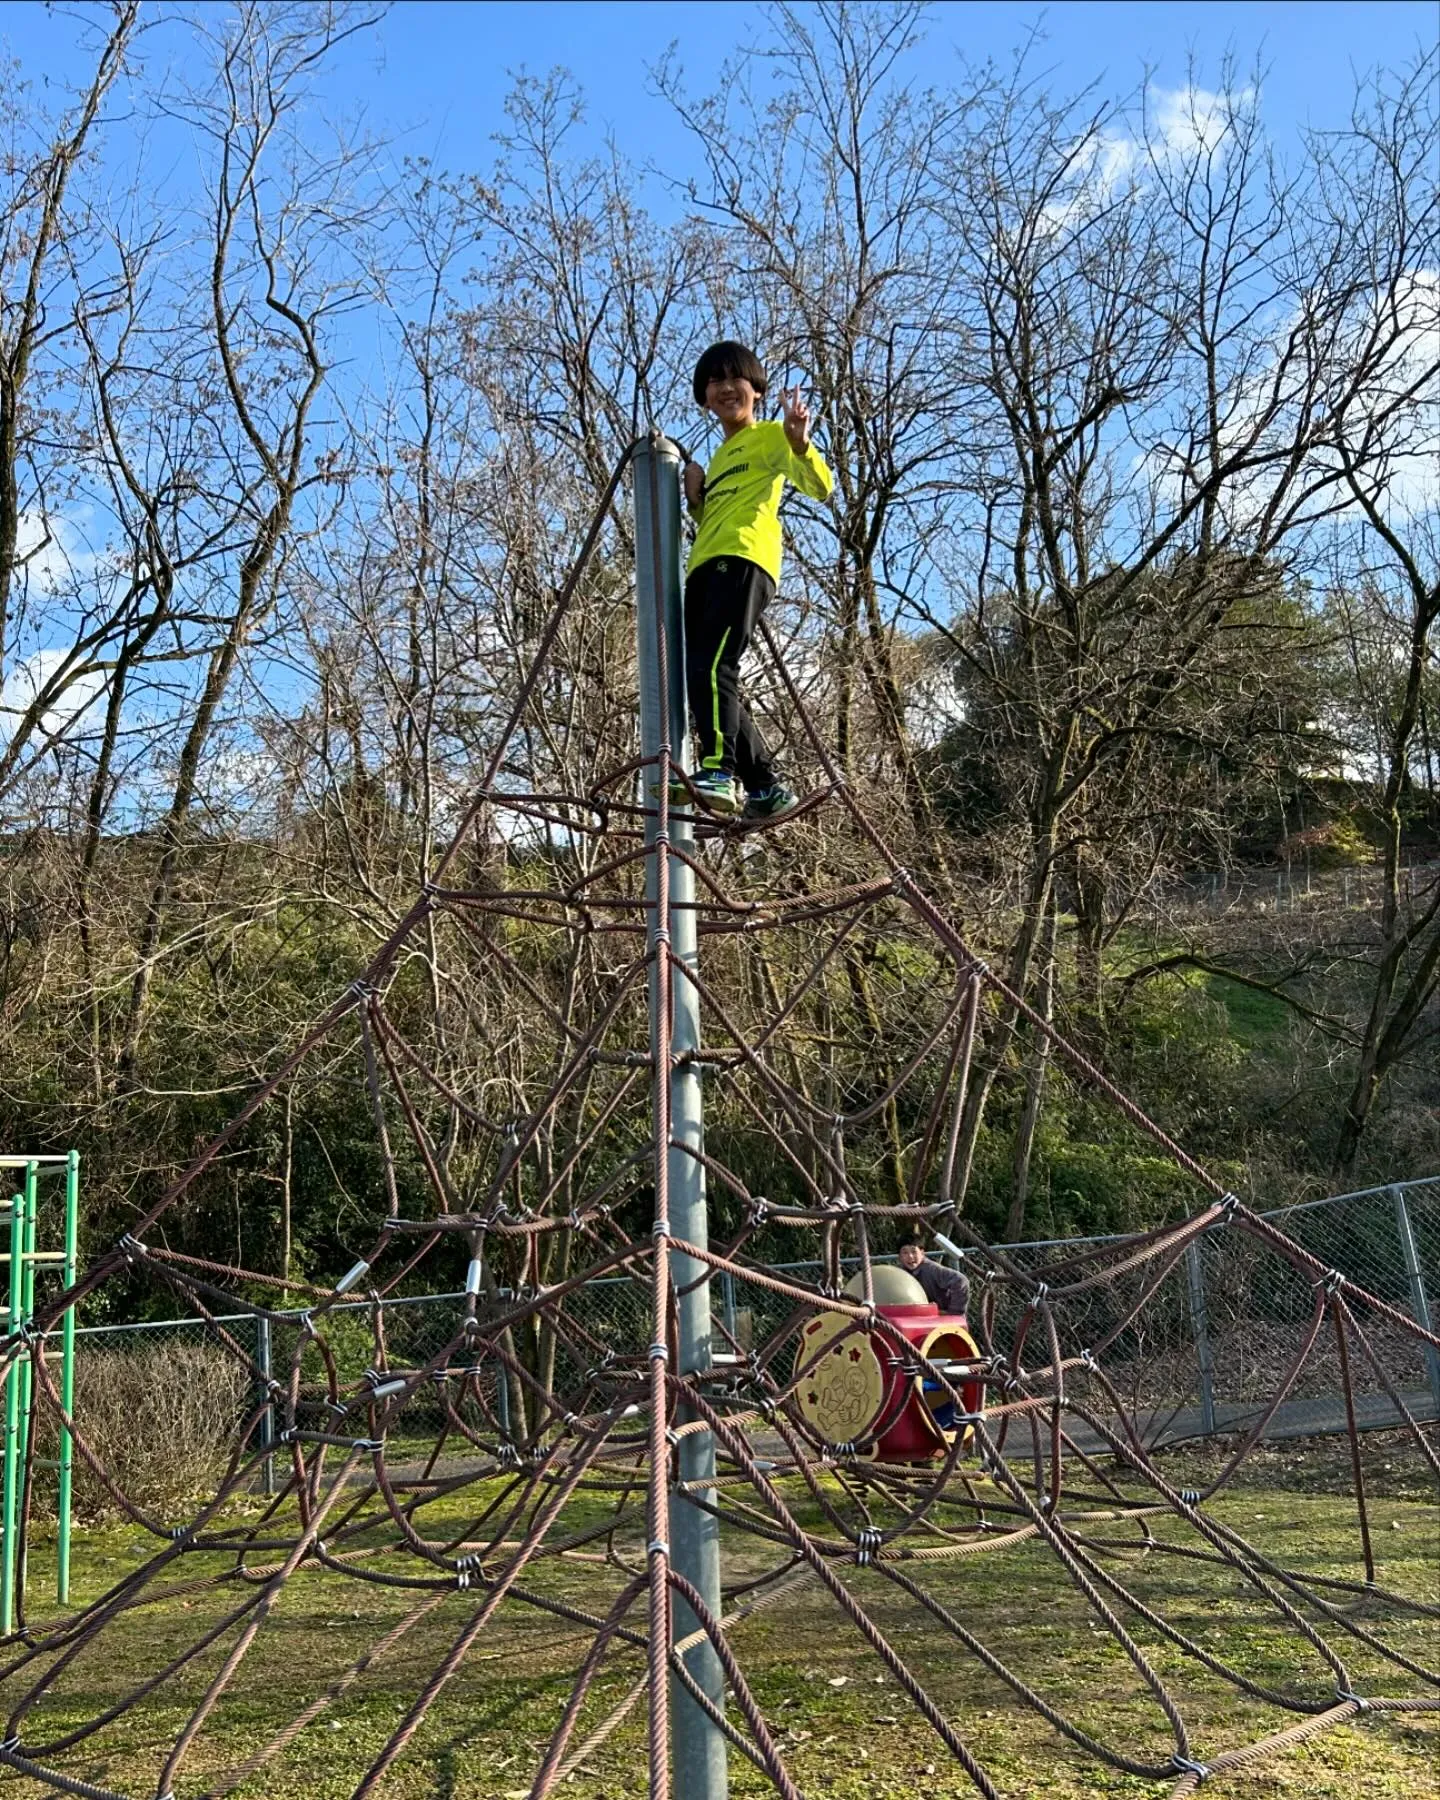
782, 385, 813, 453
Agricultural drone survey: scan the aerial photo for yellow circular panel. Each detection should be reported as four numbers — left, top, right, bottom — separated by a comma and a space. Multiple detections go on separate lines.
793, 1311, 886, 1446
916, 1323, 984, 1447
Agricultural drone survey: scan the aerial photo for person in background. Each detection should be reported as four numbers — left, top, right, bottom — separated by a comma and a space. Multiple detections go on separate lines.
898, 1239, 970, 1319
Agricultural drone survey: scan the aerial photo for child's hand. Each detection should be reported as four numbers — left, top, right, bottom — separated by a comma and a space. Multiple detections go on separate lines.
683, 459, 705, 511
782, 386, 813, 453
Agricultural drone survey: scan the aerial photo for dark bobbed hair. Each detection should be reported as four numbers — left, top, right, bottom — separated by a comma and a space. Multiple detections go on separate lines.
693, 340, 767, 407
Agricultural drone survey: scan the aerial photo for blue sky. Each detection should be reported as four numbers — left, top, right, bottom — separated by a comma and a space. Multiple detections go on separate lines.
1, 0, 1433, 798
4, 1, 1435, 195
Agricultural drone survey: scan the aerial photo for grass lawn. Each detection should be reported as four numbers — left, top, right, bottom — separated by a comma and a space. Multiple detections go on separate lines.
3, 1434, 1436, 1799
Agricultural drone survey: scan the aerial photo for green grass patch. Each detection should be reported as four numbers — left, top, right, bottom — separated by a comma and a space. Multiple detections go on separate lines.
3, 1443, 1435, 1799
1201, 973, 1292, 1052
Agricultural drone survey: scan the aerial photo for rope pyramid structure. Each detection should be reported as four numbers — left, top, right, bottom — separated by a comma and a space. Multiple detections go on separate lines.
0, 438, 1436, 1799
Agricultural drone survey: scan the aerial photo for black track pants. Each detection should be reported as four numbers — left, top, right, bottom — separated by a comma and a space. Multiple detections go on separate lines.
683, 555, 777, 789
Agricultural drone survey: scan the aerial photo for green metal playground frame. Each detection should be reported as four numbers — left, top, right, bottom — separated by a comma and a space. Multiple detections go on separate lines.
1, 1153, 79, 1634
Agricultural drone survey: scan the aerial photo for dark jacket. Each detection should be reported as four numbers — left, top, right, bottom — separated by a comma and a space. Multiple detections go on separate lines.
908, 1257, 970, 1316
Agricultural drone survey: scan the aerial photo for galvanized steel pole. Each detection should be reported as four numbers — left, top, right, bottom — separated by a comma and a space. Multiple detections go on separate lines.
1391, 1185, 1440, 1416
632, 433, 727, 1798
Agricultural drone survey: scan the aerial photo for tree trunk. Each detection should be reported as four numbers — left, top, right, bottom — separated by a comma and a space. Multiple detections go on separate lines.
1005, 897, 1058, 1241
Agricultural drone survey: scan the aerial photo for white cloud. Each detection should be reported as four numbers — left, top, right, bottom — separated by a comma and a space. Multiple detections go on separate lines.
13, 509, 100, 595
1330, 269, 1440, 524
0, 649, 108, 747
1150, 85, 1252, 160
1040, 130, 1137, 234
1136, 268, 1439, 534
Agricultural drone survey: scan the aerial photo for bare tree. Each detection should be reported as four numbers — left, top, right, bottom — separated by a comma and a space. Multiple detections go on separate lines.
0, 2, 138, 793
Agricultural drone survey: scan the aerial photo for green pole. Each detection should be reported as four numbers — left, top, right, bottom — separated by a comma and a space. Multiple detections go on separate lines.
2, 1192, 23, 1636
15, 1164, 38, 1617
57, 1153, 79, 1605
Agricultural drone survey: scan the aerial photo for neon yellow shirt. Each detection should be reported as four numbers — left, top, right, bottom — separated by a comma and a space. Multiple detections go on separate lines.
687, 420, 833, 582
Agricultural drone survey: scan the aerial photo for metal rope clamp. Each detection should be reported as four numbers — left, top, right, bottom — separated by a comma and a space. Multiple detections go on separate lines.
856, 1527, 883, 1566
1170, 1753, 1211, 1779
1336, 1687, 1371, 1710
1314, 1268, 1346, 1296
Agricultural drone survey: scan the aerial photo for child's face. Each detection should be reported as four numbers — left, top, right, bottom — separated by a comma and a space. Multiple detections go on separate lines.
705, 373, 758, 432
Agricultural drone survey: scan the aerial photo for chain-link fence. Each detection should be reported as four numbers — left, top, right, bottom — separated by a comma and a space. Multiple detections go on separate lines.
51, 1177, 1439, 1503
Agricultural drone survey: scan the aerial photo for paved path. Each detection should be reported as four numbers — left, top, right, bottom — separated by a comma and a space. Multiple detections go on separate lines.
1071, 1386, 1438, 1454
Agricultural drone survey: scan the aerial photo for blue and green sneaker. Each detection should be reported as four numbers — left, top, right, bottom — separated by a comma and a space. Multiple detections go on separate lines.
744, 783, 801, 820
688, 770, 743, 814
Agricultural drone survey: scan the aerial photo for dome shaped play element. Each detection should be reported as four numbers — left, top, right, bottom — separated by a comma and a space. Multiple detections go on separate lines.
843, 1264, 929, 1306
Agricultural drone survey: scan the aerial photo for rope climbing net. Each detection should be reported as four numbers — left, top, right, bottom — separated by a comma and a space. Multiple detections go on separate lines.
1, 442, 1436, 1800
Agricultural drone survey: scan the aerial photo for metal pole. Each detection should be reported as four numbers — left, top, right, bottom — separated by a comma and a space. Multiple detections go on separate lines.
57, 1152, 79, 1605
256, 1315, 276, 1497
633, 432, 726, 1798
16, 1165, 37, 1613
1392, 1186, 1440, 1416
1185, 1239, 1216, 1437
2, 1193, 24, 1635
721, 1269, 737, 1346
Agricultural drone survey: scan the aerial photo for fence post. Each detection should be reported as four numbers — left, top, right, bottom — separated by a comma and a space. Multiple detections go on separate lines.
256, 1315, 275, 1497
1, 1193, 24, 1635
1392, 1185, 1440, 1416
1185, 1239, 1216, 1437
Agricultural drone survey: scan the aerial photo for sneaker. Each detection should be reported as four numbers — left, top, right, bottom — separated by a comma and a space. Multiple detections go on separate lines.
744, 782, 800, 820
690, 770, 743, 814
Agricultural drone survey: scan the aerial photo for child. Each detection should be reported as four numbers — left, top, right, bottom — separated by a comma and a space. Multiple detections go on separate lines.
677, 340, 833, 817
